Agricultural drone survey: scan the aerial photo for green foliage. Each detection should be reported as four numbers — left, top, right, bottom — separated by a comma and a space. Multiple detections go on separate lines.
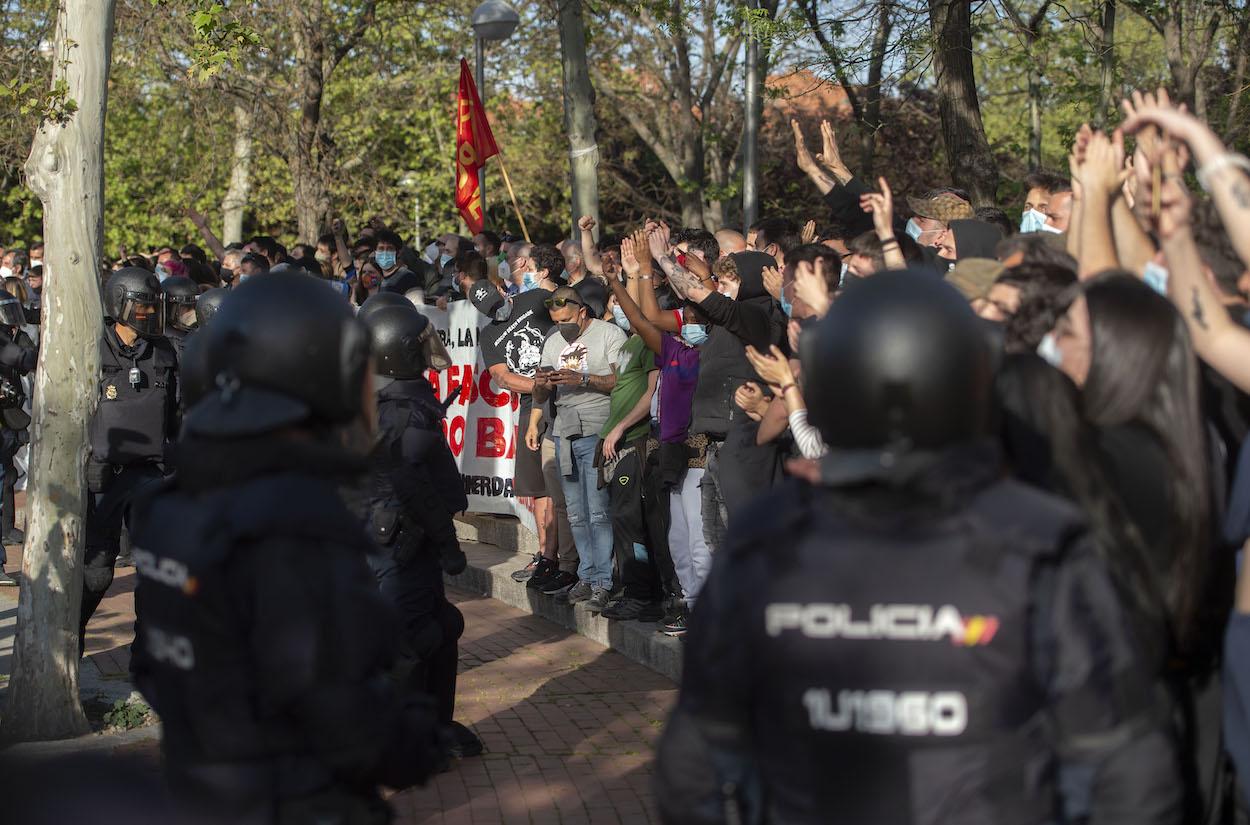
102, 698, 150, 730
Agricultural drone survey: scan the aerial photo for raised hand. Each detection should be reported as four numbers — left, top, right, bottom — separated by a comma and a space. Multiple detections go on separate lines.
762, 265, 783, 301
745, 344, 796, 392
801, 220, 817, 245
734, 381, 770, 422
1073, 130, 1129, 200
794, 259, 831, 317
621, 235, 640, 277
818, 119, 850, 180
578, 215, 596, 234
792, 119, 819, 176
859, 176, 896, 239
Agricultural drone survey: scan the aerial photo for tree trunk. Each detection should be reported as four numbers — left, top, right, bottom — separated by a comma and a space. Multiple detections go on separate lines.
927, 0, 999, 205
1224, 16, 1250, 142
221, 102, 253, 245
291, 8, 329, 244
860, 0, 892, 179
1027, 64, 1043, 169
557, 0, 601, 238
1097, 0, 1117, 127
3, 0, 113, 744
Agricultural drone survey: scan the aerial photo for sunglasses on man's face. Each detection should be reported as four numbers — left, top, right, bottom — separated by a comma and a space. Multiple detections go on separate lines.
544, 297, 584, 309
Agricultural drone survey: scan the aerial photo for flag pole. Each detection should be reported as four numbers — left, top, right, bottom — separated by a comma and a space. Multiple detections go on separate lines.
493, 149, 530, 243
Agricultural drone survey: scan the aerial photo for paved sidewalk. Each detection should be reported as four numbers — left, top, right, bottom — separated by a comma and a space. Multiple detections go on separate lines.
392, 591, 676, 825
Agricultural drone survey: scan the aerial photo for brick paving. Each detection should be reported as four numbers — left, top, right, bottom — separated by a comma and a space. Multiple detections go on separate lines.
16, 530, 677, 824
391, 592, 676, 825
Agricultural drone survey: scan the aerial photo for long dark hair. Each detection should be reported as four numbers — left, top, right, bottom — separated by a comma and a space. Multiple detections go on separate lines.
996, 353, 1169, 662
1081, 273, 1212, 651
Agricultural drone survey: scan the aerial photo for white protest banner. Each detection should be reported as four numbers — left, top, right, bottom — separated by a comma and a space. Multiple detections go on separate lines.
415, 301, 537, 533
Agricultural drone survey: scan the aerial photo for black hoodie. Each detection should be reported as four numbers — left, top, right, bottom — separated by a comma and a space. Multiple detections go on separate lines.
949, 220, 1005, 263
689, 251, 788, 439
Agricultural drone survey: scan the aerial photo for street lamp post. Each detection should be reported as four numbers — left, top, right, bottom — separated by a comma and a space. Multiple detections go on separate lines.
471, 0, 520, 224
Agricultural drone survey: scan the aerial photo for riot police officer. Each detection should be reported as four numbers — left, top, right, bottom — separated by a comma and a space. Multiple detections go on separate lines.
358, 302, 480, 759
193, 286, 228, 330
0, 291, 35, 584
160, 275, 199, 358
129, 272, 445, 823
655, 270, 1182, 824
81, 267, 178, 642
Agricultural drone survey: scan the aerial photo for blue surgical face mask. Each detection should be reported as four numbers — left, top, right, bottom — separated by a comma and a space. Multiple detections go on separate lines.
779, 294, 793, 317
439, 253, 453, 267
155, 265, 170, 283
521, 271, 539, 292
1037, 332, 1063, 368
905, 219, 924, 242
681, 323, 708, 347
1019, 209, 1047, 234
375, 250, 397, 270
611, 304, 631, 332
1142, 261, 1170, 296
1040, 221, 1064, 235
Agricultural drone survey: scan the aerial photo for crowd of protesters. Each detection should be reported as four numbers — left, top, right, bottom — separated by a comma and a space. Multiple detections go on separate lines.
10, 85, 1250, 820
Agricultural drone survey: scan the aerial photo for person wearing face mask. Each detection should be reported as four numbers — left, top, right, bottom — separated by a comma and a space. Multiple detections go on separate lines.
657, 250, 788, 636
606, 230, 710, 624
159, 275, 200, 359
217, 248, 244, 289
1020, 171, 1060, 233
372, 229, 421, 296
527, 286, 626, 609
130, 274, 448, 823
904, 191, 975, 248
234, 252, 269, 287
81, 268, 181, 646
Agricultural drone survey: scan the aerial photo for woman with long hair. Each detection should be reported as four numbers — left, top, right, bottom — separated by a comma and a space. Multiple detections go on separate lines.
1049, 271, 1228, 820
1050, 272, 1216, 657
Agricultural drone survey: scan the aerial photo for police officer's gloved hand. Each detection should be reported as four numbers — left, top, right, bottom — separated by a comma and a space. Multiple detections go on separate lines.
440, 546, 467, 576
85, 460, 110, 494
0, 340, 34, 374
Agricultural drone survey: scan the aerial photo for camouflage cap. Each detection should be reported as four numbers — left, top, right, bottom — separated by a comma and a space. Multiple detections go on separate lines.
907, 192, 976, 224
947, 258, 1006, 301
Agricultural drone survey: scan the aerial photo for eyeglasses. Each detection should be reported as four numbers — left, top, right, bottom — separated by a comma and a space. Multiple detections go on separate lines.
544, 297, 584, 309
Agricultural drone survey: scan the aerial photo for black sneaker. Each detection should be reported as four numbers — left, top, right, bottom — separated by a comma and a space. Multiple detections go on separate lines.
540, 570, 578, 596
660, 610, 688, 637
526, 557, 559, 590
602, 597, 664, 622
0, 569, 17, 587
512, 553, 544, 583
445, 721, 484, 758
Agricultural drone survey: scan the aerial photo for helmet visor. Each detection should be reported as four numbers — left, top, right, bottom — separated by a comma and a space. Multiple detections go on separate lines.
118, 293, 165, 336
419, 324, 452, 372
168, 296, 199, 332
0, 297, 24, 327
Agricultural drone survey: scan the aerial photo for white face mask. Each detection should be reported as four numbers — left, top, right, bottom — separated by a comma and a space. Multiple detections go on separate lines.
1019, 209, 1048, 233
0, 267, 11, 278
1142, 261, 1170, 296
1037, 332, 1063, 368
1039, 221, 1064, 235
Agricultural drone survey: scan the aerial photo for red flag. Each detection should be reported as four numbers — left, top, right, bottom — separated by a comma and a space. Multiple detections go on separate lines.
455, 58, 499, 235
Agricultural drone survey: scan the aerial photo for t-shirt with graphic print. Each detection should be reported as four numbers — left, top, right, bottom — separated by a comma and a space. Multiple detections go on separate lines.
539, 318, 626, 439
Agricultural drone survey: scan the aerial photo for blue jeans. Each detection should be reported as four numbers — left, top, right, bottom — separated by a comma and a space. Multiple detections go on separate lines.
554, 435, 613, 589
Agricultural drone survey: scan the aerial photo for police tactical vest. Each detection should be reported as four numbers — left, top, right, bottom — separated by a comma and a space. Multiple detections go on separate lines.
89, 330, 177, 465
129, 472, 393, 795
368, 383, 466, 563
750, 478, 1085, 825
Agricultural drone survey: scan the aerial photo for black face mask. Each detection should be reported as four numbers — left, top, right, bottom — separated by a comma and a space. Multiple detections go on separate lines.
558, 322, 581, 342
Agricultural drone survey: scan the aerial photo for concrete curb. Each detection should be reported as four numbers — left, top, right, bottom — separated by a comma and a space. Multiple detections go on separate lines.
451, 515, 683, 683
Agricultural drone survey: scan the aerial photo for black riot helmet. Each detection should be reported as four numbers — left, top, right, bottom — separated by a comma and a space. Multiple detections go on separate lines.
195, 287, 228, 329
361, 304, 452, 378
0, 293, 24, 328
160, 275, 199, 332
801, 268, 993, 450
104, 267, 164, 337
184, 272, 370, 438
357, 290, 411, 327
